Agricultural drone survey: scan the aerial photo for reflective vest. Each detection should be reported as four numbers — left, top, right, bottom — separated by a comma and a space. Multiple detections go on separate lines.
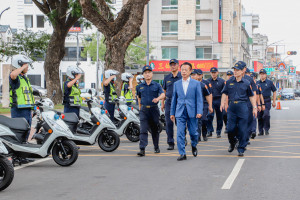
109, 83, 117, 102
63, 79, 82, 107
121, 82, 133, 103
10, 75, 35, 108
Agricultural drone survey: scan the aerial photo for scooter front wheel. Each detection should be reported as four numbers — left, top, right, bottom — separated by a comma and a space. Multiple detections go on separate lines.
98, 130, 120, 152
125, 123, 140, 142
52, 140, 78, 167
0, 156, 14, 191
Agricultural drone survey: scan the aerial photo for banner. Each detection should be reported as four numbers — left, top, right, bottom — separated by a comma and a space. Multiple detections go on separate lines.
150, 60, 218, 72
253, 61, 263, 72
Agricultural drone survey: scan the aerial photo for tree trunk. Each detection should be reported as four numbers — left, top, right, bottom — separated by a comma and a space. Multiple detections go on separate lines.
43, 29, 68, 104
105, 39, 127, 95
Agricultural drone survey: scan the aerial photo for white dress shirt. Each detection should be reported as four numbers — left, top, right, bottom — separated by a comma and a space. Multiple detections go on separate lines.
182, 77, 190, 96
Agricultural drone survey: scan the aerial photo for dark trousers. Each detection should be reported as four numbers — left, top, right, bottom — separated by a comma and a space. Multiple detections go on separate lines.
223, 111, 228, 131
165, 99, 175, 145
64, 105, 80, 118
246, 103, 253, 141
139, 106, 160, 149
11, 107, 32, 142
251, 116, 257, 133
207, 98, 223, 135
198, 103, 209, 138
258, 100, 271, 133
227, 102, 249, 153
104, 102, 115, 121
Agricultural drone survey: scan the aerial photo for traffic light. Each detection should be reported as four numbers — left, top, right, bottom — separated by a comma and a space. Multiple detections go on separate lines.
287, 51, 297, 55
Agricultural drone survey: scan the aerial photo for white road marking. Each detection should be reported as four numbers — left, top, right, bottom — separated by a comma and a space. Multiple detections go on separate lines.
221, 159, 245, 190
281, 107, 289, 110
14, 158, 52, 171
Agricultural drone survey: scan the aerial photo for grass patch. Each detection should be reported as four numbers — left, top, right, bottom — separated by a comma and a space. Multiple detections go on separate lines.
0, 104, 11, 114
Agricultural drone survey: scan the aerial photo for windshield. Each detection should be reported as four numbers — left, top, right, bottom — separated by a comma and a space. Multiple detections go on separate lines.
81, 89, 88, 93
282, 88, 294, 93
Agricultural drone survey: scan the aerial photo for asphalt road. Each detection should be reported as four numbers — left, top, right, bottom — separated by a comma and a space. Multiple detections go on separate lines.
1, 100, 300, 200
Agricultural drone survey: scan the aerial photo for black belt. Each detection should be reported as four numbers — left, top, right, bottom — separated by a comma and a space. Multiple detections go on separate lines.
229, 101, 246, 104
141, 105, 158, 108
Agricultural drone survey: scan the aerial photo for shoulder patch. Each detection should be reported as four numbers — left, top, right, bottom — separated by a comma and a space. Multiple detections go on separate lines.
209, 83, 212, 87
205, 85, 208, 89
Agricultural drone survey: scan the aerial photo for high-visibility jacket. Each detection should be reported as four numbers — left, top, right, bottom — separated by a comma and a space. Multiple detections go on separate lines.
10, 75, 35, 108
121, 82, 133, 103
63, 79, 82, 107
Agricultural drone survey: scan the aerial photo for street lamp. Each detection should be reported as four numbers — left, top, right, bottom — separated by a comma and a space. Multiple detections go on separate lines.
0, 7, 10, 21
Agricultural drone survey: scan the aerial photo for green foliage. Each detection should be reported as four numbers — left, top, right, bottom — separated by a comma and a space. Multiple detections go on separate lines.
81, 35, 153, 65
0, 29, 50, 62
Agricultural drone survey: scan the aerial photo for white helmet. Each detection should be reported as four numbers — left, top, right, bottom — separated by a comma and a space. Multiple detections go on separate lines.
105, 70, 119, 80
66, 66, 84, 79
11, 54, 33, 69
121, 73, 133, 82
136, 75, 144, 84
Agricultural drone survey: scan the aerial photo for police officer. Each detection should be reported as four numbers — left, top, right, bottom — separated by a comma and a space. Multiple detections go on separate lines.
250, 72, 265, 139
120, 73, 134, 106
207, 67, 225, 138
103, 70, 119, 121
223, 70, 234, 133
221, 62, 257, 157
135, 75, 144, 105
63, 66, 84, 118
257, 69, 277, 135
137, 65, 165, 156
161, 59, 182, 150
191, 69, 213, 142
10, 54, 35, 143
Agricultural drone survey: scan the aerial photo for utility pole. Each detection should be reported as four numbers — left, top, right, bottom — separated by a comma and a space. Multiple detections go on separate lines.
146, 3, 149, 66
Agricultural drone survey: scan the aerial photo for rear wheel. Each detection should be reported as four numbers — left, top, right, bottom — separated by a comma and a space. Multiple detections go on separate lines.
98, 130, 120, 152
52, 140, 78, 167
125, 123, 140, 142
0, 156, 14, 191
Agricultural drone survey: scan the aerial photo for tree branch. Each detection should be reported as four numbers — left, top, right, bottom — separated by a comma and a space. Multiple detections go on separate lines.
112, 0, 133, 33
80, 0, 112, 37
32, 0, 50, 14
94, 0, 114, 22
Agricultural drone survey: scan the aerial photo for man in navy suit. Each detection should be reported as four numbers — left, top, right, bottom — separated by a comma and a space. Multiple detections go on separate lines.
170, 62, 203, 161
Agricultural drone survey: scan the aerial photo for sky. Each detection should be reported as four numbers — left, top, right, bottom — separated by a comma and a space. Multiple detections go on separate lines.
242, 0, 300, 70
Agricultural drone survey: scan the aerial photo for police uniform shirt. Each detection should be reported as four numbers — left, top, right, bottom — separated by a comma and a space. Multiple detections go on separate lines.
137, 81, 163, 105
222, 77, 254, 101
9, 74, 32, 109
256, 79, 277, 99
201, 79, 212, 93
207, 77, 225, 99
200, 82, 210, 104
256, 83, 262, 95
244, 75, 258, 93
162, 72, 182, 99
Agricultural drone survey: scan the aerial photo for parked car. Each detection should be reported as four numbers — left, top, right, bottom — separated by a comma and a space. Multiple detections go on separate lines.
281, 88, 295, 100
294, 89, 300, 97
31, 85, 47, 96
80, 88, 97, 98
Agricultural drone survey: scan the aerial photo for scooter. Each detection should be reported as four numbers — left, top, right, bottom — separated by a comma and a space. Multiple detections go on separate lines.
34, 90, 120, 152
0, 140, 14, 191
112, 97, 140, 142
0, 91, 79, 167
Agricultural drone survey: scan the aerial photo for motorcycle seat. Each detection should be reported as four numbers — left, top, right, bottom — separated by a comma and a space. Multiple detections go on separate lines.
0, 115, 30, 131
63, 113, 79, 123
81, 106, 90, 113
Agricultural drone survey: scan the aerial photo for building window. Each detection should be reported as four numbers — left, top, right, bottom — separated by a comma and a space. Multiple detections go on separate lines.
196, 0, 200, 9
37, 15, 44, 28
196, 20, 200, 35
24, 0, 32, 4
196, 47, 212, 59
162, 0, 178, 9
162, 47, 178, 60
162, 21, 178, 36
24, 15, 33, 28
63, 47, 87, 61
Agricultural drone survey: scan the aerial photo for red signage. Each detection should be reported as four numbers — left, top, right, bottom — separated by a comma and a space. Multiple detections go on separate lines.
69, 27, 82, 33
218, 20, 222, 43
253, 61, 263, 72
150, 60, 218, 72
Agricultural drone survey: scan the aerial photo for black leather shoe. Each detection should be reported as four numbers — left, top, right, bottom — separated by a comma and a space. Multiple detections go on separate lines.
265, 131, 269, 135
177, 155, 187, 161
248, 141, 251, 145
217, 135, 221, 138
154, 148, 160, 153
251, 132, 256, 139
238, 152, 244, 157
192, 146, 197, 157
137, 149, 145, 157
20, 158, 30, 164
207, 132, 212, 137
167, 144, 174, 150
258, 132, 264, 136
203, 136, 208, 141
228, 144, 235, 153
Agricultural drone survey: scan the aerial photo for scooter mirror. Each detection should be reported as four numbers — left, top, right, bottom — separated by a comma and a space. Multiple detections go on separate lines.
50, 90, 56, 100
88, 89, 93, 98
32, 90, 40, 96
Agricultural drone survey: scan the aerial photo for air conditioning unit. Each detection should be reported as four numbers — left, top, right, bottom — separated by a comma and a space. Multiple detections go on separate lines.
213, 54, 220, 60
